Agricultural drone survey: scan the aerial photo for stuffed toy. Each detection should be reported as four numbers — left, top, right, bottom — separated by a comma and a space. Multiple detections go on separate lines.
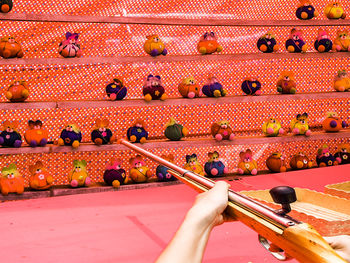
334, 70, 350, 92
202, 76, 227, 98
0, 36, 24, 59
178, 77, 201, 98
58, 124, 82, 148
290, 113, 312, 136
127, 120, 148, 144
314, 29, 333, 52
197, 32, 223, 54
322, 112, 347, 132
257, 32, 279, 53
143, 35, 167, 57
0, 0, 13, 13
324, 2, 346, 19
262, 118, 285, 137
58, 32, 82, 58
164, 118, 188, 141
316, 144, 340, 167
285, 28, 307, 53
103, 158, 127, 188
237, 149, 258, 175
28, 161, 53, 190
6, 80, 29, 102
143, 74, 167, 102
276, 71, 296, 94
68, 160, 91, 187
24, 120, 49, 147
129, 155, 152, 183
105, 78, 127, 100
184, 153, 205, 176
335, 143, 350, 165
266, 152, 287, 173
0, 164, 24, 195
332, 30, 350, 52
241, 77, 262, 95
204, 151, 228, 177
296, 0, 318, 20
156, 154, 177, 181
0, 121, 22, 147
211, 120, 235, 141
289, 153, 313, 170
91, 118, 114, 145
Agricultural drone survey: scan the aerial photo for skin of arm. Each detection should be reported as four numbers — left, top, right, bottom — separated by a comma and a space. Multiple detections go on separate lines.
324, 235, 350, 263
155, 181, 230, 263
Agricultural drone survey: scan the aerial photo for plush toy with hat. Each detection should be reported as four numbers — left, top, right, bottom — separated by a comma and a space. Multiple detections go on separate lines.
58, 32, 82, 58
0, 36, 24, 58
69, 160, 91, 187
211, 120, 235, 141
237, 149, 258, 175
129, 155, 152, 183
24, 120, 49, 147
324, 2, 346, 19
184, 153, 205, 176
296, 0, 318, 19
316, 144, 340, 167
143, 74, 167, 102
266, 152, 287, 173
202, 76, 227, 98
314, 29, 333, 52
6, 80, 29, 102
289, 153, 313, 170
290, 113, 311, 136
156, 154, 177, 181
144, 35, 167, 57
204, 151, 228, 177
0, 121, 22, 147
164, 118, 188, 141
197, 32, 223, 54
262, 118, 285, 137
106, 78, 127, 100
29, 161, 53, 190
127, 120, 148, 144
0, 164, 24, 195
0, 0, 13, 13
103, 158, 127, 188
322, 112, 347, 132
335, 144, 350, 165
257, 32, 279, 53
58, 124, 82, 148
241, 77, 262, 95
91, 118, 114, 145
178, 77, 201, 98
276, 71, 296, 94
332, 30, 350, 52
285, 28, 307, 53
334, 70, 350, 91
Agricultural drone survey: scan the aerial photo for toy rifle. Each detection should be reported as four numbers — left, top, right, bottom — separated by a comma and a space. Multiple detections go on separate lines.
119, 139, 347, 262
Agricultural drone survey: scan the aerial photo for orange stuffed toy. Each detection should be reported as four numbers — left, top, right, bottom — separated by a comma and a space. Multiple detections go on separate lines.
29, 161, 53, 190
129, 155, 153, 183
0, 164, 24, 195
6, 80, 29, 102
197, 32, 223, 54
24, 120, 49, 147
0, 36, 24, 59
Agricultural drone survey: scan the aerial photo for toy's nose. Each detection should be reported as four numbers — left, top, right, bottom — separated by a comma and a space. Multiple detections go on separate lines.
330, 120, 338, 128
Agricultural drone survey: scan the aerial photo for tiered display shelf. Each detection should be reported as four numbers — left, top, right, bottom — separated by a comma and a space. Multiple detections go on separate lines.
1, 0, 350, 193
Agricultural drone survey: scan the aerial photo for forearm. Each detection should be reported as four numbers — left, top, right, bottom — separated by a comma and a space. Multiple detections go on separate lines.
155, 209, 213, 263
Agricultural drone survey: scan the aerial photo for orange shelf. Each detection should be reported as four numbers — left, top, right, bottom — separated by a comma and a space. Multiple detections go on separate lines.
1, 13, 350, 27
0, 130, 348, 156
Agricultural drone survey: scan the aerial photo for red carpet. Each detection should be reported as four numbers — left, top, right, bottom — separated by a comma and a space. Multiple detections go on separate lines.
1, 165, 349, 262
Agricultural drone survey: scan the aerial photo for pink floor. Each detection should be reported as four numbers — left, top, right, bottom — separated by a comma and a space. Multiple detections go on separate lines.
1, 165, 349, 263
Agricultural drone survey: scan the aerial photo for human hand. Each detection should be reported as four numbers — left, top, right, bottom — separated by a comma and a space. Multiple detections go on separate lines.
324, 235, 350, 262
185, 181, 230, 231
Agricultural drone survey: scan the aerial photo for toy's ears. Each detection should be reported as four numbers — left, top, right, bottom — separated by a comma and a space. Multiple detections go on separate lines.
155, 75, 161, 80
246, 149, 252, 155
29, 164, 35, 174
66, 32, 72, 39
73, 160, 79, 166
113, 78, 123, 86
72, 33, 79, 40
167, 154, 174, 162
146, 35, 152, 39
147, 74, 153, 80
8, 163, 17, 170
35, 120, 42, 126
12, 120, 19, 128
35, 161, 43, 167
28, 120, 35, 126
210, 32, 215, 37
102, 119, 109, 127
302, 112, 308, 118
208, 152, 213, 157
81, 160, 87, 167
95, 118, 101, 126
296, 114, 301, 119
213, 151, 219, 156
129, 157, 134, 164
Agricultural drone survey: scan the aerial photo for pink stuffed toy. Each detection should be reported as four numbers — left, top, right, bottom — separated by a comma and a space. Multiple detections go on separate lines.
58, 32, 82, 58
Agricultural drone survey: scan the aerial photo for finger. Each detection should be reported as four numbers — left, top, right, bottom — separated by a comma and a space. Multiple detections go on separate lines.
324, 236, 342, 249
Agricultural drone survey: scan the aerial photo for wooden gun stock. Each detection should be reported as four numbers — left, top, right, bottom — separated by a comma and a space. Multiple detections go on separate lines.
119, 139, 347, 263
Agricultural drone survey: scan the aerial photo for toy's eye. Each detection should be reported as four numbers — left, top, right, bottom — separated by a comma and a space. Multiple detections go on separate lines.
303, 160, 307, 164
